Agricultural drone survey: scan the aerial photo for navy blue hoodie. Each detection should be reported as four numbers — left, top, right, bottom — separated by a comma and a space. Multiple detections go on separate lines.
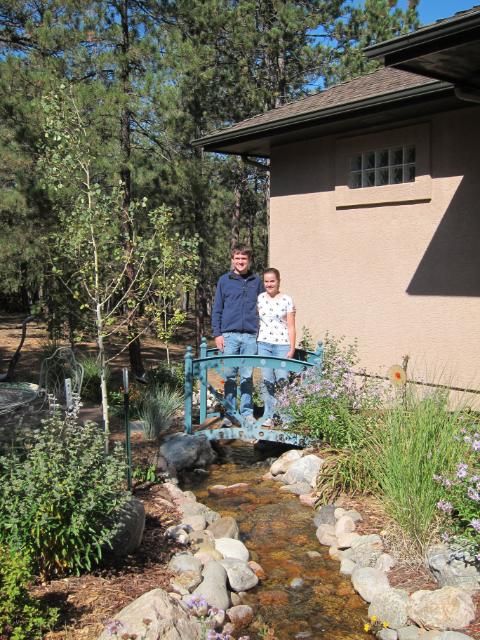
212, 271, 264, 337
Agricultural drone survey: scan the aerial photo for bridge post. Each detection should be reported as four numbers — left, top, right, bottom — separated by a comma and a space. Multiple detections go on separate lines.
199, 337, 208, 423
184, 345, 193, 434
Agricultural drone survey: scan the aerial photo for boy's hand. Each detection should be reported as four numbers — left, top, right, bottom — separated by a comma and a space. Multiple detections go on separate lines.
215, 336, 224, 352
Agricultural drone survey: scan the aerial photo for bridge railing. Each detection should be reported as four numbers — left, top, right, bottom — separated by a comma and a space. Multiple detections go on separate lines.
183, 337, 323, 442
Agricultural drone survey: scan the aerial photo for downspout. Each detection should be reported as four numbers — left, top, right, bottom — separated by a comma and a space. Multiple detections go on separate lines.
454, 86, 480, 103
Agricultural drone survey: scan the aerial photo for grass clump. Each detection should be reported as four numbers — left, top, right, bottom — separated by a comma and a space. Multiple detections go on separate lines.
138, 384, 183, 440
0, 415, 129, 580
80, 356, 110, 402
371, 390, 467, 554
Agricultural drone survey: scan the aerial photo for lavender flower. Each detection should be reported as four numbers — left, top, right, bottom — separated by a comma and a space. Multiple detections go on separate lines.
470, 518, 480, 532
456, 463, 468, 479
468, 487, 480, 502
437, 500, 453, 513
104, 619, 124, 635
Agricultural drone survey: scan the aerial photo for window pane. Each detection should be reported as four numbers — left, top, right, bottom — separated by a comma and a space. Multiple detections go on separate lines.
391, 166, 403, 184
405, 146, 416, 163
376, 168, 389, 186
350, 155, 362, 171
350, 171, 362, 188
376, 149, 388, 168
405, 164, 415, 182
390, 147, 403, 165
364, 152, 375, 170
363, 170, 375, 187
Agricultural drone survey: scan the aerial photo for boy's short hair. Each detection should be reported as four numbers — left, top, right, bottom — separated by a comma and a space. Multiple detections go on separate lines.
231, 243, 252, 258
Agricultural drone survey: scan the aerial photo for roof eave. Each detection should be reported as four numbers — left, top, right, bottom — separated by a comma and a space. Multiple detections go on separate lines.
192, 81, 452, 154
364, 11, 480, 61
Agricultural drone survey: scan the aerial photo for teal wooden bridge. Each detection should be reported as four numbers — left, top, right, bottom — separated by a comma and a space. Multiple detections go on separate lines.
184, 338, 323, 446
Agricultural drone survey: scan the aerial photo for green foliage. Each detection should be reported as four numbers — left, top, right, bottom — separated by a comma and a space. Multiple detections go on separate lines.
0, 416, 129, 579
278, 333, 384, 448
433, 415, 480, 561
132, 464, 163, 485
81, 356, 111, 402
0, 545, 58, 640
298, 326, 314, 352
371, 390, 467, 552
145, 362, 185, 392
139, 385, 183, 441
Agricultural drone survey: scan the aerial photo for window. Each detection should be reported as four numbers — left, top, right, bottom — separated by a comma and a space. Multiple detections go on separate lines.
349, 145, 416, 189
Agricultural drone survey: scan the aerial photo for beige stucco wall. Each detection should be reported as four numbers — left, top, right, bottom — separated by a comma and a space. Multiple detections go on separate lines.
270, 106, 480, 397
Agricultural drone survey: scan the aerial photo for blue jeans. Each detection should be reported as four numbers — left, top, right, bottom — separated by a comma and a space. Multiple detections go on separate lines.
223, 332, 257, 417
258, 342, 290, 419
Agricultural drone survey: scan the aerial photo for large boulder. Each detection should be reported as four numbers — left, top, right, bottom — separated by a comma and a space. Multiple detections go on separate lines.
160, 434, 216, 472
408, 586, 475, 630
283, 454, 323, 487
368, 588, 409, 629
207, 516, 240, 540
351, 566, 390, 603
220, 558, 259, 592
97, 588, 202, 640
426, 544, 480, 591
270, 449, 304, 476
109, 497, 145, 557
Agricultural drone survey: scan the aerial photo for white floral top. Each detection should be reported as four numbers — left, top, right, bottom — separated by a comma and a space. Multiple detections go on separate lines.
257, 292, 295, 345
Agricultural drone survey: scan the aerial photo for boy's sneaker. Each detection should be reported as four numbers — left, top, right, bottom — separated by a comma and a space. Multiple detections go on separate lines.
221, 417, 233, 427
262, 418, 274, 428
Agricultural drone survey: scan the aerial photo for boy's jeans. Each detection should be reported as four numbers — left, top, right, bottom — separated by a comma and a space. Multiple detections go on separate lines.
257, 341, 289, 419
223, 332, 257, 417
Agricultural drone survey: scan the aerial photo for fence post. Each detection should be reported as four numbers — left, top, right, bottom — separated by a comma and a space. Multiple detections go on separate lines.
200, 337, 208, 424
184, 345, 193, 434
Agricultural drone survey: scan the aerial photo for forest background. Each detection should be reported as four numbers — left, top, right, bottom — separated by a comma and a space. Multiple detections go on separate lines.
0, 0, 421, 376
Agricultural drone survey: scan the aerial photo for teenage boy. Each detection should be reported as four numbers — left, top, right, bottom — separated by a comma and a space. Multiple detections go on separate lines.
212, 244, 263, 424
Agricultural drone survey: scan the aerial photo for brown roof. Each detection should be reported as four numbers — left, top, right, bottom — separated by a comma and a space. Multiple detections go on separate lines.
194, 67, 441, 147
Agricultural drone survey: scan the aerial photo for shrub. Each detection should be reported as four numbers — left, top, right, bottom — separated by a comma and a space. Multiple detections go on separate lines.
0, 415, 129, 579
0, 545, 58, 639
371, 390, 467, 553
138, 385, 183, 440
81, 356, 110, 402
434, 414, 480, 561
278, 333, 385, 448
145, 361, 185, 392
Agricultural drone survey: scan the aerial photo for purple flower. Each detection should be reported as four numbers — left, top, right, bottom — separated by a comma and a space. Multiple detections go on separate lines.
437, 500, 453, 513
470, 519, 480, 532
472, 440, 480, 451
467, 487, 480, 501
441, 532, 450, 542
104, 619, 124, 635
457, 463, 468, 479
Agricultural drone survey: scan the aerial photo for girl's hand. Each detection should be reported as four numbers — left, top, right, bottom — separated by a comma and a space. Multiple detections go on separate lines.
286, 348, 295, 359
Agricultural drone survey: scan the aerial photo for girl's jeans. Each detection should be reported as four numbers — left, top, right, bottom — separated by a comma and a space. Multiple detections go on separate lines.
223, 332, 257, 417
257, 341, 289, 419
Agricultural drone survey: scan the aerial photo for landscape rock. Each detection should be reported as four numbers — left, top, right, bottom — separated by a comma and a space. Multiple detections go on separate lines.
349, 534, 384, 567
191, 561, 230, 611
344, 509, 363, 523
368, 588, 409, 629
335, 515, 356, 537
226, 605, 254, 630
340, 558, 356, 576
426, 544, 480, 591
375, 553, 396, 573
220, 558, 258, 592
315, 523, 337, 546
283, 454, 323, 487
248, 560, 266, 580
168, 553, 202, 575
110, 497, 145, 557
299, 493, 317, 507
408, 586, 475, 630
170, 571, 202, 595
377, 629, 397, 640
337, 532, 360, 549
270, 449, 304, 476
160, 434, 216, 472
313, 504, 336, 527
351, 566, 390, 602
97, 588, 202, 640
208, 483, 250, 497
279, 482, 312, 495
214, 538, 250, 562
207, 516, 240, 540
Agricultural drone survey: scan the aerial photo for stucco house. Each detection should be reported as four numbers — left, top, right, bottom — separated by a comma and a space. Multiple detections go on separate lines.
194, 7, 480, 398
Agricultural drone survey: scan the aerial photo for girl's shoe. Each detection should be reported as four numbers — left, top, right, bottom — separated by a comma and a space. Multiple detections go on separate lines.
262, 417, 274, 428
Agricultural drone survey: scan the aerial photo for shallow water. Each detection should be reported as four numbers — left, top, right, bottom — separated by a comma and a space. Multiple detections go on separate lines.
184, 441, 370, 640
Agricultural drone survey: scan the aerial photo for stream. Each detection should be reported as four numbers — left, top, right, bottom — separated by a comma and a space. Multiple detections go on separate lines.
182, 440, 370, 640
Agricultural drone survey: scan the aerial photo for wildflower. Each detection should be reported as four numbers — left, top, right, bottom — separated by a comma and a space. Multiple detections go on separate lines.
472, 440, 480, 451
383, 621, 389, 628
364, 623, 371, 632
471, 519, 480, 532
437, 500, 453, 513
441, 532, 450, 542
468, 487, 480, 502
105, 619, 124, 635
457, 463, 469, 479
370, 616, 377, 623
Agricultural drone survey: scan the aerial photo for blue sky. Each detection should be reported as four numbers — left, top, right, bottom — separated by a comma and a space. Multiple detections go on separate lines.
400, 0, 475, 25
